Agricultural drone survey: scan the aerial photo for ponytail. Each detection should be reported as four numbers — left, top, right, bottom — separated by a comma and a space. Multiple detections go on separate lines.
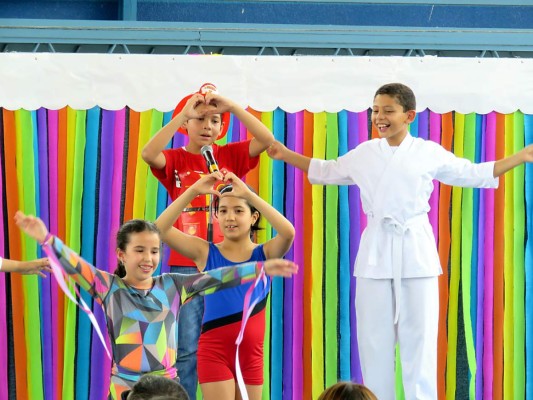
114, 261, 126, 278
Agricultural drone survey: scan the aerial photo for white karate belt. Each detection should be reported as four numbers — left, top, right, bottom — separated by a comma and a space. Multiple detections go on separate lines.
368, 213, 428, 324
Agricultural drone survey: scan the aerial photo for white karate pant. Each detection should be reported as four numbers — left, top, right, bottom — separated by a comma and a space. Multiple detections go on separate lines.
356, 277, 439, 400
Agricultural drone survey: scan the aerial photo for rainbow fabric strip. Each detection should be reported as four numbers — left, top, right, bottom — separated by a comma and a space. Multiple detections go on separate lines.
0, 107, 531, 400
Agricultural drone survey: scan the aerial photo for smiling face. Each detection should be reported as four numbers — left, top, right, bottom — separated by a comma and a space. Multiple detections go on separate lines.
184, 114, 224, 152
116, 230, 161, 288
216, 196, 259, 241
371, 94, 416, 146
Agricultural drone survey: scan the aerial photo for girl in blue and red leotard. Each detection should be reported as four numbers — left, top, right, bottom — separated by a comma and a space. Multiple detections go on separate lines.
156, 171, 295, 400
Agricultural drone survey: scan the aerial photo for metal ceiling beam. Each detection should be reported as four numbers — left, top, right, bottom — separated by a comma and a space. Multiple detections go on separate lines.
1, 19, 532, 57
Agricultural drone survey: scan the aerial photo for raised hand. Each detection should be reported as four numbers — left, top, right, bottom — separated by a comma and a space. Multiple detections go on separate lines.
181, 93, 218, 120
13, 258, 52, 278
190, 172, 225, 196
204, 92, 235, 114
219, 171, 253, 200
521, 143, 533, 163
266, 141, 288, 160
263, 259, 298, 278
14, 211, 49, 244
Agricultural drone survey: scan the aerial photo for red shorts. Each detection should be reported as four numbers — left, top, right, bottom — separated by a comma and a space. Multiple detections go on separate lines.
197, 310, 265, 384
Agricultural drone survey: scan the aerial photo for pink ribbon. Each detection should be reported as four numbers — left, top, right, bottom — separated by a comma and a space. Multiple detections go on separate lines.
42, 241, 112, 360
235, 264, 268, 400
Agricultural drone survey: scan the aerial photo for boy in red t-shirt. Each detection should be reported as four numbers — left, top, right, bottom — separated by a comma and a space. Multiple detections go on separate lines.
142, 83, 274, 400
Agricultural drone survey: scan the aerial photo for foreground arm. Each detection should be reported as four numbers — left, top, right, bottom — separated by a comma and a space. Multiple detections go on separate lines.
493, 144, 533, 177
267, 141, 311, 172
205, 92, 275, 157
177, 258, 298, 303
155, 173, 222, 267
141, 93, 217, 169
14, 211, 111, 297
0, 257, 51, 277
222, 172, 295, 258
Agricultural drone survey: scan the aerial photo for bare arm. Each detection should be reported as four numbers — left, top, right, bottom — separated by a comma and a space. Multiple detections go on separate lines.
267, 140, 312, 172
205, 93, 275, 157
222, 173, 295, 259
1, 257, 50, 277
493, 143, 533, 177
155, 173, 222, 268
141, 93, 216, 169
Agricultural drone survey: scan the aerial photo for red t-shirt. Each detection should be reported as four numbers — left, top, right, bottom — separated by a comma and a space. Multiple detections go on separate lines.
151, 140, 259, 266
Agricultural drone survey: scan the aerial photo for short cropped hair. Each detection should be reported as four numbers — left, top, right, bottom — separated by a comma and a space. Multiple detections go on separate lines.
126, 375, 189, 400
374, 82, 416, 112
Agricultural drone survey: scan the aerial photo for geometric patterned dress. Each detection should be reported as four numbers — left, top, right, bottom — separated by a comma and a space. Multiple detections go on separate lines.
48, 237, 264, 399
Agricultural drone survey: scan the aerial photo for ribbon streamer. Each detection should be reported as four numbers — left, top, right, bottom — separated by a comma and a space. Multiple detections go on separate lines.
41, 242, 112, 360
235, 266, 269, 400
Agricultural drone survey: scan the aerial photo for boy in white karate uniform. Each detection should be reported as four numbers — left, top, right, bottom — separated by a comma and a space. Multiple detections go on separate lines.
267, 83, 533, 400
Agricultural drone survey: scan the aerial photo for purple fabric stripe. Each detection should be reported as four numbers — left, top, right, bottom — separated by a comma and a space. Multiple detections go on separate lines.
283, 113, 296, 400
47, 109, 59, 400
348, 111, 364, 382
475, 115, 487, 400
429, 112, 441, 240
0, 109, 7, 400
230, 116, 240, 144
418, 109, 429, 140
110, 109, 125, 263
292, 111, 304, 400
483, 112, 496, 400
91, 110, 115, 400
37, 108, 53, 400
240, 117, 248, 143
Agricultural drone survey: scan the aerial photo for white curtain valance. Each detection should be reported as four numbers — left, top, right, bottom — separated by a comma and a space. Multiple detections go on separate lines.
1, 53, 531, 114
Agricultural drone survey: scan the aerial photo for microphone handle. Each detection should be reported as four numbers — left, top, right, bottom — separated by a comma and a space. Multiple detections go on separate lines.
207, 162, 219, 173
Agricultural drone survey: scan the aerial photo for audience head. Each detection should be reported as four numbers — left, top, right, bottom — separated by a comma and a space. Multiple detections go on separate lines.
318, 381, 378, 400
122, 374, 189, 399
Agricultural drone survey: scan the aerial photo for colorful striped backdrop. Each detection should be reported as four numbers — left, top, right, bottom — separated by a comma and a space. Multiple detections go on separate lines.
0, 107, 531, 400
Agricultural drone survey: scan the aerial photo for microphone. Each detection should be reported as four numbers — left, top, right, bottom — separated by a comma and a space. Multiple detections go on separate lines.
201, 145, 220, 173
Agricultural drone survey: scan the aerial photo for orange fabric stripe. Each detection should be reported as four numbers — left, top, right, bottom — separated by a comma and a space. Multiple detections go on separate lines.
245, 108, 260, 192
123, 110, 140, 222
3, 109, 28, 400
56, 107, 68, 400
437, 112, 453, 400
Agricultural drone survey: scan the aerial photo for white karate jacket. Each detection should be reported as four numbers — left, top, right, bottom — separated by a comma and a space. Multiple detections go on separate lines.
308, 135, 498, 279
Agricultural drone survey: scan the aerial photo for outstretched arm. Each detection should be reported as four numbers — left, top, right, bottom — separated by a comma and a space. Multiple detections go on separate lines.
141, 93, 218, 169
493, 143, 533, 177
222, 172, 295, 258
267, 141, 312, 172
178, 258, 298, 303
205, 92, 275, 157
155, 172, 223, 268
14, 211, 111, 296
1, 257, 51, 278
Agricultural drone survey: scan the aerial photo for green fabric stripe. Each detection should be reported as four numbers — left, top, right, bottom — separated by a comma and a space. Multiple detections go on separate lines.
145, 110, 163, 220
504, 114, 515, 399
324, 113, 338, 386
461, 113, 476, 399
513, 112, 526, 399
17, 110, 44, 400
311, 112, 326, 398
